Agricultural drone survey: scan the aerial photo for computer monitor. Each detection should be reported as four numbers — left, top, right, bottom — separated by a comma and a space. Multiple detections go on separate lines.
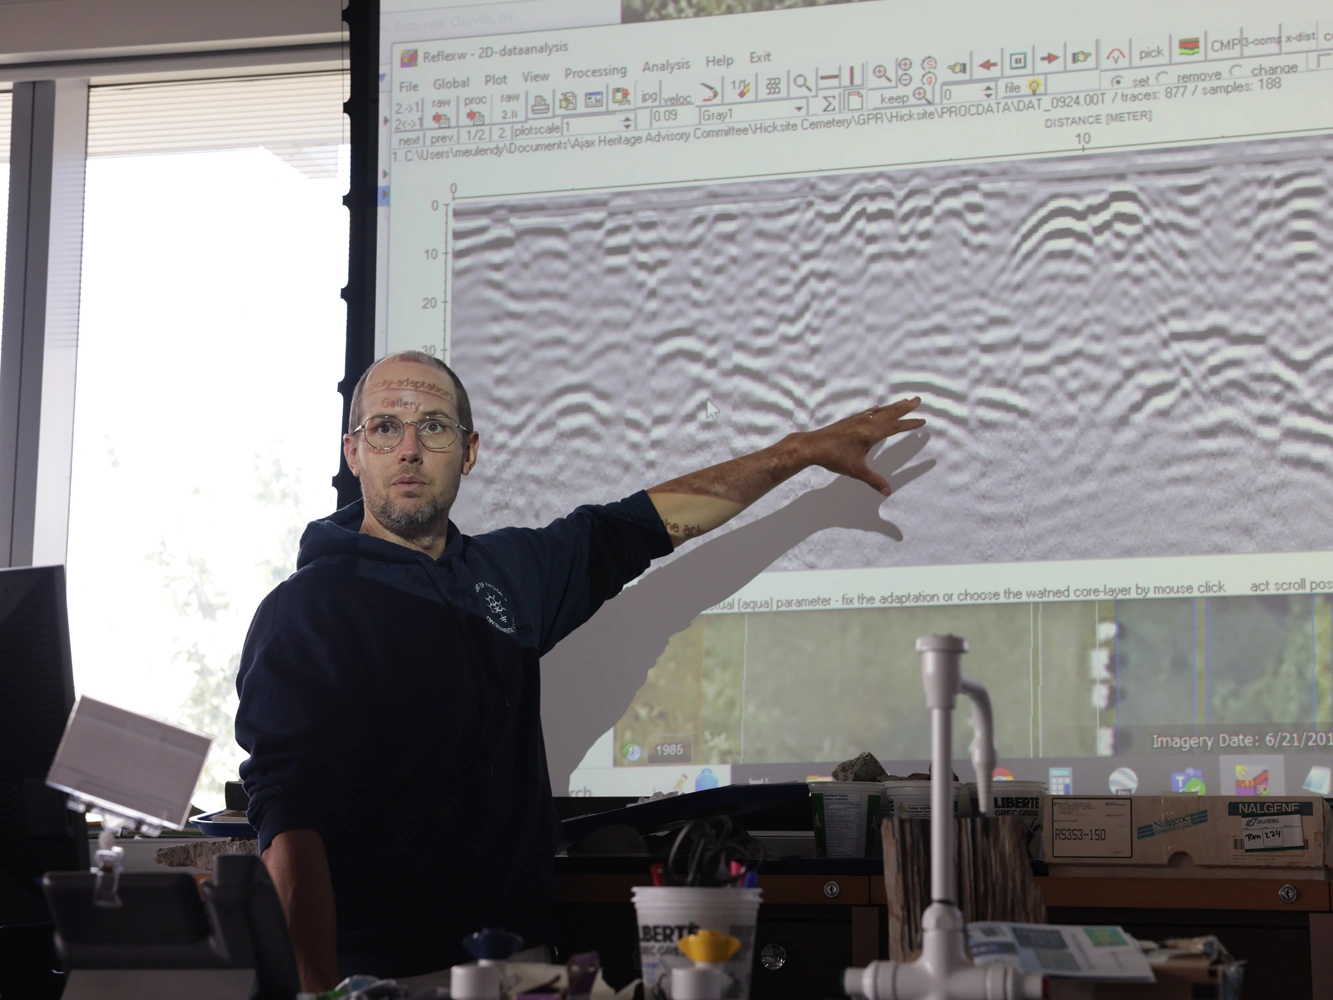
0, 565, 89, 995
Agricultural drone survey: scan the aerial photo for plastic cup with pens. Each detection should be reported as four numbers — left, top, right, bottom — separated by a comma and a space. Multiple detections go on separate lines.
633, 818, 764, 1000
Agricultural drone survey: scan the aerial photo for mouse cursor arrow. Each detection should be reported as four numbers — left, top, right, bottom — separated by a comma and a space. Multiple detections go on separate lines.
703, 400, 720, 420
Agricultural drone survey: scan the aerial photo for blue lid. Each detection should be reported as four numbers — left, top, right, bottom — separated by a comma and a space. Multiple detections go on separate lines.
463, 928, 525, 961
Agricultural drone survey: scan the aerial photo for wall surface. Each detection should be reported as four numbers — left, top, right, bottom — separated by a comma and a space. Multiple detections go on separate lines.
0, 0, 344, 64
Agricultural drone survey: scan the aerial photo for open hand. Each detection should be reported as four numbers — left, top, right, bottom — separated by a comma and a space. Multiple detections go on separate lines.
798, 398, 926, 496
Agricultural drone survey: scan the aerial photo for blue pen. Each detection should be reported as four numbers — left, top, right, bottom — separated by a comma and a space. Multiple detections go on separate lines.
742, 872, 758, 889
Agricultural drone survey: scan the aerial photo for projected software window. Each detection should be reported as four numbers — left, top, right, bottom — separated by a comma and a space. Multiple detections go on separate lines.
378, 1, 1333, 798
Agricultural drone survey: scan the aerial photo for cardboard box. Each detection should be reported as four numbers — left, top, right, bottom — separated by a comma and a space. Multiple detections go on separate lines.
1048, 937, 1242, 999
1042, 795, 1333, 878
1047, 955, 1234, 999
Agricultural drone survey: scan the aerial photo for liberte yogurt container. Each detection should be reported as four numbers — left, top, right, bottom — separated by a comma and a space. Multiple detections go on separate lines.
809, 781, 884, 857
883, 779, 962, 819
965, 780, 1046, 856
632, 886, 761, 1000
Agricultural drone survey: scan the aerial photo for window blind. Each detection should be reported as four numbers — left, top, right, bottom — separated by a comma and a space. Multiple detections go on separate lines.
87, 72, 348, 178
0, 90, 10, 166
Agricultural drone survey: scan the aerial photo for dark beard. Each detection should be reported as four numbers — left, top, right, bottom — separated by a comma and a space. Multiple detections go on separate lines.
364, 490, 451, 540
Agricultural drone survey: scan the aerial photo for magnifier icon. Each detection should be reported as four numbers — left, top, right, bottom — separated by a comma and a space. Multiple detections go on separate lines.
794, 73, 812, 92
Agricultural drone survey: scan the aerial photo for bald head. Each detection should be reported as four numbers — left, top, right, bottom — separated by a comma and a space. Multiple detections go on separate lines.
348, 351, 473, 434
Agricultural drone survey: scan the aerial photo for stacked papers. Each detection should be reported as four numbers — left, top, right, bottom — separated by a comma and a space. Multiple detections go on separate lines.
968, 923, 1155, 982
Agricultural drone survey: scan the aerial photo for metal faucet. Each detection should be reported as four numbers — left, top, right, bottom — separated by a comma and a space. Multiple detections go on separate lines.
841, 635, 1045, 1000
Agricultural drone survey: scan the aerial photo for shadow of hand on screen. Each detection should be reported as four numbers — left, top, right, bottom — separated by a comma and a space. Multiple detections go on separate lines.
543, 431, 936, 793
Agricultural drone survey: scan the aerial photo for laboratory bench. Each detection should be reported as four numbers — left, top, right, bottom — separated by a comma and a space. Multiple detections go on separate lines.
551, 857, 1330, 999
84, 834, 1328, 998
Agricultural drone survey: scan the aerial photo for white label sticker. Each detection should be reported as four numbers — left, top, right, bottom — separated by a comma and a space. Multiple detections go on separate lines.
1241, 814, 1305, 852
1051, 797, 1132, 858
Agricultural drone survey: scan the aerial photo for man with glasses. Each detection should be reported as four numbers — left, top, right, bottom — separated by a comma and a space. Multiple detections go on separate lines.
235, 351, 924, 992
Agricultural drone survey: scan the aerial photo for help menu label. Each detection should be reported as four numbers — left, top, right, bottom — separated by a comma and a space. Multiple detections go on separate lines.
1051, 797, 1132, 858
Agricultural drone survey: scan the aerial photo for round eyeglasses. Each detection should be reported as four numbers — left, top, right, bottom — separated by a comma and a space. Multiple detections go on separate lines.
352, 414, 470, 453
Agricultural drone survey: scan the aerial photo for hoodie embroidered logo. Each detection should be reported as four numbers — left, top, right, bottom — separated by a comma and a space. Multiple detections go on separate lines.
476, 581, 516, 635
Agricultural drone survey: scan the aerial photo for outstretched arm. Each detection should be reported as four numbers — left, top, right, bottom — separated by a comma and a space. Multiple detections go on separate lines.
647, 398, 925, 546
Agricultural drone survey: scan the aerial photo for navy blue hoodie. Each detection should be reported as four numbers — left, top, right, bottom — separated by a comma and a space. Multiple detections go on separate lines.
234, 492, 672, 978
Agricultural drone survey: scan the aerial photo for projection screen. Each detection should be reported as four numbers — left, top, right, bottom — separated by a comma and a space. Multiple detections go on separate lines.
375, 0, 1333, 801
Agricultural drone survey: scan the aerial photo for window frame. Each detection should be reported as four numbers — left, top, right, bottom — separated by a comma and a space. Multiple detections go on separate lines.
0, 36, 355, 568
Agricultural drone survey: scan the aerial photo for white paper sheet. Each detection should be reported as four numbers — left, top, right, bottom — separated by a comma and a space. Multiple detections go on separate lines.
968, 923, 1155, 982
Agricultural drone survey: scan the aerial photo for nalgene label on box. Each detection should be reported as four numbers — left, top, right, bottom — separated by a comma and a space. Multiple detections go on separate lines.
1241, 814, 1305, 852
1226, 799, 1316, 857
1051, 797, 1132, 858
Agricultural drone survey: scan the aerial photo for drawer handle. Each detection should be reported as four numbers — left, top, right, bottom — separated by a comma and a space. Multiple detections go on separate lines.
760, 944, 787, 971
1279, 884, 1299, 904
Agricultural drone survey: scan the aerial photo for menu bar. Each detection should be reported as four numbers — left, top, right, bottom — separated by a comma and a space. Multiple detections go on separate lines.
388, 23, 1333, 152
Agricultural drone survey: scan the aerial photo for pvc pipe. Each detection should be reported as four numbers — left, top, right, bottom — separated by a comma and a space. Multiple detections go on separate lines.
844, 961, 1045, 1000
844, 637, 1045, 1000
931, 707, 954, 905
960, 676, 995, 816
